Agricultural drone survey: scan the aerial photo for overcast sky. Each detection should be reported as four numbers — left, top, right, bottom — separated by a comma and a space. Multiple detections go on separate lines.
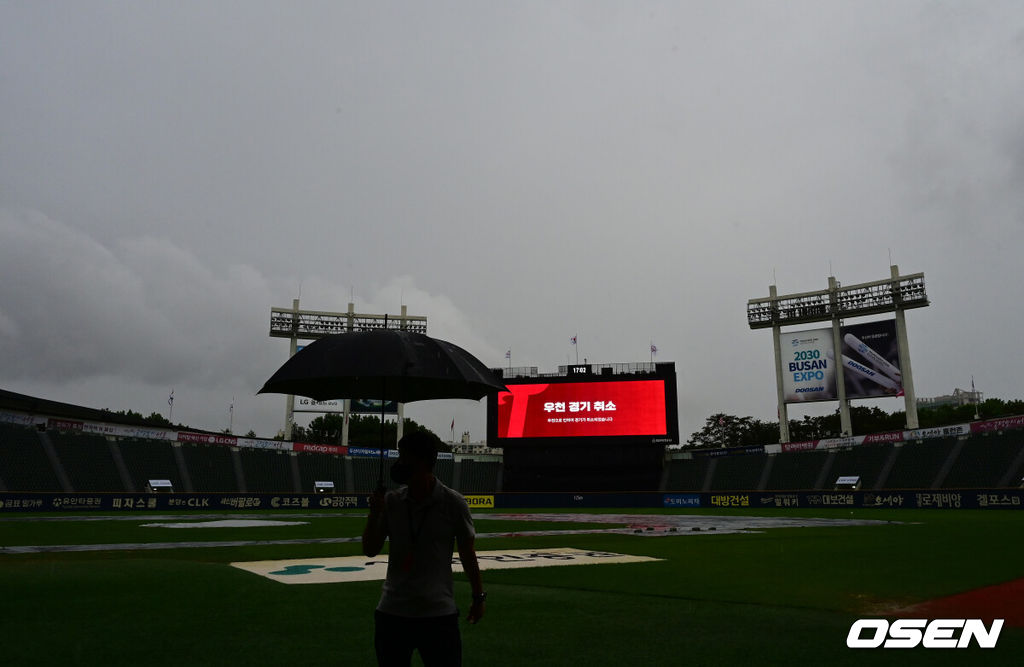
2, 1, 1022, 442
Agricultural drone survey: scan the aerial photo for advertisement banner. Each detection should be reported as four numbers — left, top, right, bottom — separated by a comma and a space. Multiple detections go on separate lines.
293, 397, 398, 414
840, 320, 903, 399
176, 432, 238, 447
236, 437, 291, 451
294, 442, 348, 456
863, 431, 904, 445
495, 380, 668, 439
970, 416, 1024, 434
780, 328, 836, 403
782, 440, 819, 453
664, 493, 701, 508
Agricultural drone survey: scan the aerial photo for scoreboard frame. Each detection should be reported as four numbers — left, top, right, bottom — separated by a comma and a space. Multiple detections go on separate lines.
486, 363, 679, 447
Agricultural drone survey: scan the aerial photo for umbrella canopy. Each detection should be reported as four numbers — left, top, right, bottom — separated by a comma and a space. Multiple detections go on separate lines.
258, 329, 506, 403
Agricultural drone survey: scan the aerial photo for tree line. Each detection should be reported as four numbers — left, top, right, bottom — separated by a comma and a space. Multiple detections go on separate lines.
685, 398, 1024, 449
282, 413, 447, 450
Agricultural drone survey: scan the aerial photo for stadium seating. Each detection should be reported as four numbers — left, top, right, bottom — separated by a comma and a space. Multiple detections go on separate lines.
118, 438, 184, 493
883, 437, 959, 489
664, 457, 709, 492
0, 423, 62, 492
458, 460, 502, 493
765, 450, 830, 490
179, 442, 238, 492
296, 452, 348, 493
829, 443, 893, 490
49, 431, 125, 492
238, 448, 296, 493
6, 416, 1024, 496
707, 453, 768, 491
941, 432, 1024, 489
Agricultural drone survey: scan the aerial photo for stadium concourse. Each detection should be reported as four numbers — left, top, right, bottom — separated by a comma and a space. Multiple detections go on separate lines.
1, 388, 1023, 505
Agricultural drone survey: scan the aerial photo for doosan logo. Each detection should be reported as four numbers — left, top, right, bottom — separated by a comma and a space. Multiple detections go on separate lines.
847, 619, 1003, 649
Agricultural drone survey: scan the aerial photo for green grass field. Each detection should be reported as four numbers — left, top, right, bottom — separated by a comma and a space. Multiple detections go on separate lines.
2, 508, 1022, 666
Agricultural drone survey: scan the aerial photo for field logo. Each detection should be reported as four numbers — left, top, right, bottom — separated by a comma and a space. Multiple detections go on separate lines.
847, 619, 1003, 649
232, 548, 662, 585
464, 495, 495, 509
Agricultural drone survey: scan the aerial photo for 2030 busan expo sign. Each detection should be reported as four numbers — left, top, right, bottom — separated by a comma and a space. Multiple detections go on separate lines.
781, 320, 903, 404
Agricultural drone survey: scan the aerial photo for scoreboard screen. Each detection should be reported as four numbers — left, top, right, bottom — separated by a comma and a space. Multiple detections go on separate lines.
487, 368, 678, 446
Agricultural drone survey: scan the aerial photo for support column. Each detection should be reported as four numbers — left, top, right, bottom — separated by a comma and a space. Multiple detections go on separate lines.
830, 276, 852, 436
284, 297, 299, 440
771, 285, 791, 443
892, 265, 919, 429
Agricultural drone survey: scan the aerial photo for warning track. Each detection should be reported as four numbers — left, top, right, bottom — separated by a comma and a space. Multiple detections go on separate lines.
893, 577, 1024, 629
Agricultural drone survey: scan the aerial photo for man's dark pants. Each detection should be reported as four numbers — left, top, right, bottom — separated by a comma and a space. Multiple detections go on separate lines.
374, 610, 462, 667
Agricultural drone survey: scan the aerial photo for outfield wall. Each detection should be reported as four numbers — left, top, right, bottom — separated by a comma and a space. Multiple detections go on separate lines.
1, 489, 1021, 513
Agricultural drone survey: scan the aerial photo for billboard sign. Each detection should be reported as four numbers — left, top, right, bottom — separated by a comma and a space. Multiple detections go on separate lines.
781, 328, 836, 403
292, 397, 397, 414
840, 320, 903, 399
781, 320, 902, 403
488, 368, 679, 445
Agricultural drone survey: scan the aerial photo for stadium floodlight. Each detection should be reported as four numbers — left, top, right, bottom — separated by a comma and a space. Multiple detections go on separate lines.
749, 265, 928, 443
269, 299, 427, 440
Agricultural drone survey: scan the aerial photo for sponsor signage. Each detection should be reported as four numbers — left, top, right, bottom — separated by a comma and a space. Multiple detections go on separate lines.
463, 495, 495, 508
781, 320, 903, 403
840, 320, 902, 399
177, 432, 238, 447
971, 415, 1024, 434
294, 442, 347, 455
347, 447, 399, 458
230, 548, 663, 585
663, 494, 701, 508
293, 397, 398, 414
2, 490, 1024, 513
781, 328, 836, 403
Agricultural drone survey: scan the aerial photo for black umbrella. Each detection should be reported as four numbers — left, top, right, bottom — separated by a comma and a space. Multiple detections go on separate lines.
258, 328, 506, 486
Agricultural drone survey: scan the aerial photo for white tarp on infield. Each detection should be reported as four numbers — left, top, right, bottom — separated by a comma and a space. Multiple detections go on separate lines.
230, 548, 662, 585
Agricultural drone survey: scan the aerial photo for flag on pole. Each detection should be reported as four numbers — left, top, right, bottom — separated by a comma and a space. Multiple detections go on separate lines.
650, 344, 657, 355
505, 349, 511, 359
570, 335, 577, 345
168, 390, 174, 407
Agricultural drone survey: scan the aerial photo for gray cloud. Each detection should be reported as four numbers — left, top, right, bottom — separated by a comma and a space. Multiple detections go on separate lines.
2, 1, 1024, 440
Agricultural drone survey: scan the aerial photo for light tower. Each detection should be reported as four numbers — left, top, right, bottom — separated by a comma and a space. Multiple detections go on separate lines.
747, 265, 928, 443
268, 300, 427, 441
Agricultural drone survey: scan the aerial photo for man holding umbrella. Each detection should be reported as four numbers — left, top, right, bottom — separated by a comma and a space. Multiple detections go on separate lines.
362, 430, 486, 667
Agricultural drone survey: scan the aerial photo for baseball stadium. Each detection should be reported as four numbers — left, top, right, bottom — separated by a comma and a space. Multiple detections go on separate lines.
2, 272, 1024, 666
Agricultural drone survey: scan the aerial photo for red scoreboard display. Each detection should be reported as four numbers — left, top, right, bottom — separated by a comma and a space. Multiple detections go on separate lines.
487, 365, 679, 446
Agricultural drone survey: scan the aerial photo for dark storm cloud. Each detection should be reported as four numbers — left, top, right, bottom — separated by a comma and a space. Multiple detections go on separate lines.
2, 1, 1023, 438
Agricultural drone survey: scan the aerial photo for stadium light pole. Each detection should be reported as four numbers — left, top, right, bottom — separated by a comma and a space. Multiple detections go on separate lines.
749, 266, 928, 443
269, 300, 426, 441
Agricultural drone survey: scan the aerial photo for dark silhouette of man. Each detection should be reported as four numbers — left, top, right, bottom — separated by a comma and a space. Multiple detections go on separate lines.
363, 431, 485, 667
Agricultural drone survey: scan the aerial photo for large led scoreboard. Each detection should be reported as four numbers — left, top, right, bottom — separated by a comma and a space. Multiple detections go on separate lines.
488, 363, 679, 491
